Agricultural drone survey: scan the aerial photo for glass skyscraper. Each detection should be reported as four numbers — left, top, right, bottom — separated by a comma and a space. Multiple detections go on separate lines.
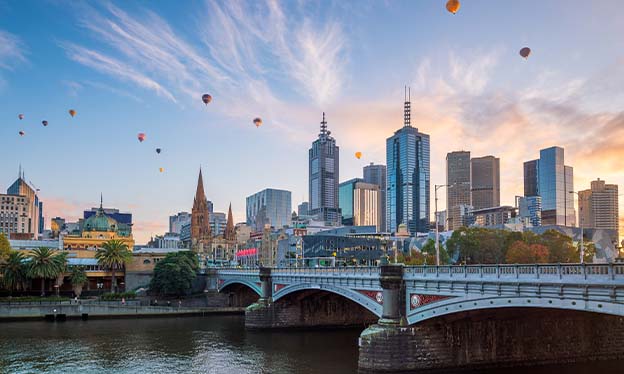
363, 163, 387, 232
386, 91, 430, 234
246, 188, 292, 231
309, 113, 341, 225
523, 146, 575, 226
339, 178, 363, 225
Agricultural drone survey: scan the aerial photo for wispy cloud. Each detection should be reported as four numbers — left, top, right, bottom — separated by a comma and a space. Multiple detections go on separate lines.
0, 29, 27, 87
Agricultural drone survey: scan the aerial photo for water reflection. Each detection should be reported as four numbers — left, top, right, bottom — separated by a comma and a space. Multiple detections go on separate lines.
0, 316, 622, 374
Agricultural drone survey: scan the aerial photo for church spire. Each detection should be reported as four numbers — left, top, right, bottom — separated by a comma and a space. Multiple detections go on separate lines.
224, 202, 235, 241
195, 167, 206, 203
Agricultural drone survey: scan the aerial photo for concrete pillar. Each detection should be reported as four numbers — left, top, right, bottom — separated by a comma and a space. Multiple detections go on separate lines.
378, 264, 404, 325
259, 267, 272, 305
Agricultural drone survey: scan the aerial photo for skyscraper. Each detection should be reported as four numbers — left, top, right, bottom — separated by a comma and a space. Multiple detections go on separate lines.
446, 151, 471, 230
579, 179, 619, 240
246, 188, 292, 231
297, 202, 309, 217
523, 146, 575, 226
386, 88, 430, 234
363, 163, 387, 232
339, 178, 363, 226
6, 169, 42, 238
518, 196, 542, 227
191, 168, 211, 253
309, 112, 341, 225
471, 155, 500, 210
169, 211, 191, 234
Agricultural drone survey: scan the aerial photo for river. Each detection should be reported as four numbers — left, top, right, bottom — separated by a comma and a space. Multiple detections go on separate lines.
0, 316, 622, 373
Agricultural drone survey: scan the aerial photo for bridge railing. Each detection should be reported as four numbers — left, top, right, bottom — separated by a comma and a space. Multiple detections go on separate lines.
272, 266, 380, 277
404, 263, 624, 282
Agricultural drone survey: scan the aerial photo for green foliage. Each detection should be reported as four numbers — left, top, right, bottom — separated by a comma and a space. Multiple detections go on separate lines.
70, 266, 88, 287
0, 296, 69, 303
505, 241, 550, 264
1, 251, 28, 293
150, 252, 197, 296
539, 230, 577, 263
27, 247, 67, 296
446, 227, 508, 264
100, 291, 136, 301
580, 242, 596, 263
0, 233, 11, 260
96, 239, 132, 293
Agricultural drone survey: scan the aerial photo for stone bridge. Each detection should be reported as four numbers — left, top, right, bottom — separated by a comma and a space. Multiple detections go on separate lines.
210, 264, 624, 372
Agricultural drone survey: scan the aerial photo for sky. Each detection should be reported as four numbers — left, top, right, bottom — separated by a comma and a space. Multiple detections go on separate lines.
1, 0, 623, 244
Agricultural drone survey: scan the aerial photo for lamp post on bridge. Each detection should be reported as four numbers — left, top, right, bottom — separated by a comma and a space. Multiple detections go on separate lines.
569, 190, 585, 263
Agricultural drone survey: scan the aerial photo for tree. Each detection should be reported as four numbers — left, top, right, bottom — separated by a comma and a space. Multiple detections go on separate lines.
580, 242, 596, 263
70, 266, 88, 298
0, 232, 11, 260
150, 252, 198, 296
54, 252, 68, 296
420, 239, 450, 265
539, 230, 577, 263
2, 251, 28, 294
95, 239, 132, 293
505, 241, 550, 264
27, 247, 66, 296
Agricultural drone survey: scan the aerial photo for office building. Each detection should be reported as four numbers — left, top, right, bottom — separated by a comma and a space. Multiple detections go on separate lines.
579, 179, 619, 241
0, 194, 31, 238
339, 178, 380, 229
363, 163, 387, 232
297, 202, 309, 217
246, 188, 292, 231
386, 89, 430, 234
6, 170, 42, 238
210, 212, 227, 236
169, 211, 191, 234
471, 155, 500, 210
472, 206, 516, 227
524, 146, 575, 226
309, 112, 341, 225
339, 178, 363, 225
518, 196, 542, 227
446, 151, 471, 230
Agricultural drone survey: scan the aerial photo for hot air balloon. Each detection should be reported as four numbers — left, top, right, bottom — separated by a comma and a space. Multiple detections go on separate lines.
446, 0, 460, 14
137, 133, 146, 142
42, 120, 48, 127
202, 94, 212, 105
355, 151, 362, 159
19, 131, 25, 136
69, 109, 76, 117
253, 118, 263, 128
156, 148, 161, 154
159, 167, 164, 173
18, 114, 24, 120
519, 47, 531, 59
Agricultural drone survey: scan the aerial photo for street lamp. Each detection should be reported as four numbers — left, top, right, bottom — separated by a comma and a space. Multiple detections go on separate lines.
569, 191, 585, 263
434, 184, 455, 266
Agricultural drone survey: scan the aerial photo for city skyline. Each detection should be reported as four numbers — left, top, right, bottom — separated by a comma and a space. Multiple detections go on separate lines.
1, 1, 624, 243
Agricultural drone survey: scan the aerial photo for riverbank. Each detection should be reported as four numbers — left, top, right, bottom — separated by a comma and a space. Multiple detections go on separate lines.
0, 303, 245, 322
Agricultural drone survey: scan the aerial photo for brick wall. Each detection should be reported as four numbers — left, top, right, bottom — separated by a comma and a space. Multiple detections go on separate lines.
359, 308, 624, 372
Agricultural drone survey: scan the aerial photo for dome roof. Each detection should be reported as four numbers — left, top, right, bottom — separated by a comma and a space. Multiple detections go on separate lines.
83, 208, 118, 232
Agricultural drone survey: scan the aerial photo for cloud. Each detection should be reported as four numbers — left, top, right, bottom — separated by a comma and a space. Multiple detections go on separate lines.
0, 29, 27, 87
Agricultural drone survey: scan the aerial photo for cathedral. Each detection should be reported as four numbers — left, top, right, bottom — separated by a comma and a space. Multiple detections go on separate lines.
191, 168, 237, 263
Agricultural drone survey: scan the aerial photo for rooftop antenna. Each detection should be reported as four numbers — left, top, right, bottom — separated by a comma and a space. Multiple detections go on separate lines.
320, 112, 328, 138
100, 193, 103, 209
404, 86, 411, 127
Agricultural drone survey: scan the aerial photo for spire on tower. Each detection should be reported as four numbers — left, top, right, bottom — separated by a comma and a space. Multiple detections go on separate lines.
195, 168, 206, 203
100, 193, 103, 209
404, 86, 411, 127
225, 202, 235, 241
319, 112, 328, 138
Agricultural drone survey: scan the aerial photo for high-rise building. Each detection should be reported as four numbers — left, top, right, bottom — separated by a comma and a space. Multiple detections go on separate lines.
579, 179, 619, 240
246, 188, 292, 231
363, 163, 387, 232
386, 88, 430, 234
210, 212, 227, 236
339, 178, 363, 225
446, 151, 471, 230
0, 194, 31, 238
191, 168, 211, 253
6, 170, 42, 238
297, 202, 309, 217
309, 112, 341, 225
169, 212, 191, 234
471, 155, 500, 210
353, 182, 381, 229
524, 146, 575, 226
518, 196, 542, 227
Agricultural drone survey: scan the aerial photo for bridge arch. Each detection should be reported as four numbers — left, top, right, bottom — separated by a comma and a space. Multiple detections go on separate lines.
407, 295, 624, 325
274, 283, 383, 317
218, 279, 262, 296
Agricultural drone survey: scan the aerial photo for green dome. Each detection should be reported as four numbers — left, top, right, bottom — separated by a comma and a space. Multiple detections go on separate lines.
83, 208, 118, 232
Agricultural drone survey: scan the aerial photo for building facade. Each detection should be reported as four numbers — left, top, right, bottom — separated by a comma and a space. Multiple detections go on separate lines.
0, 194, 31, 238
524, 146, 575, 226
471, 206, 516, 227
169, 211, 191, 234
297, 202, 309, 217
363, 163, 387, 232
246, 188, 292, 231
471, 155, 500, 210
446, 151, 472, 230
340, 179, 380, 229
578, 179, 619, 241
6, 172, 42, 238
309, 112, 341, 225
518, 196, 542, 227
339, 178, 363, 226
386, 91, 430, 234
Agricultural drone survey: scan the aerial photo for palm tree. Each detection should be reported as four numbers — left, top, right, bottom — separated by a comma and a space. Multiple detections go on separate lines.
95, 239, 132, 293
69, 266, 88, 298
27, 247, 66, 297
2, 251, 28, 295
54, 252, 68, 296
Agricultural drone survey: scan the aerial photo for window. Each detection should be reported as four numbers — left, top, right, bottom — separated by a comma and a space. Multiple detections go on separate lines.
143, 259, 151, 264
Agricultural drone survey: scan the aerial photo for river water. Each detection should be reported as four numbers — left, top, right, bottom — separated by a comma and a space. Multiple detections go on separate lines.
0, 315, 622, 374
